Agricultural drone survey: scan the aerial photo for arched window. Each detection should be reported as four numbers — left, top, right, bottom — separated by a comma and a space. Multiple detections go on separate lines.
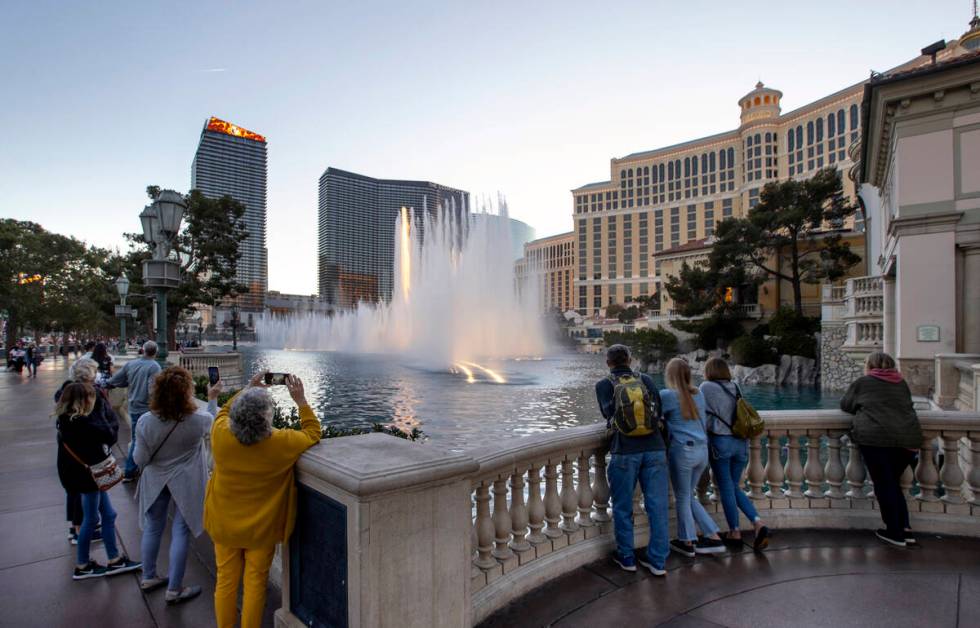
651, 167, 658, 184
727, 148, 734, 167
754, 133, 761, 145
643, 166, 649, 176
788, 130, 795, 151
747, 135, 753, 147
828, 113, 836, 137
719, 149, 726, 170
837, 110, 845, 134
668, 162, 674, 179
764, 95, 770, 104
659, 164, 665, 181
709, 152, 716, 172
701, 154, 707, 173
628, 168, 633, 178
765, 132, 771, 142
796, 126, 803, 147
754, 96, 761, 105
684, 157, 690, 177
620, 170, 626, 179
692, 156, 698, 176
816, 118, 824, 142
850, 104, 859, 130
807, 121, 814, 145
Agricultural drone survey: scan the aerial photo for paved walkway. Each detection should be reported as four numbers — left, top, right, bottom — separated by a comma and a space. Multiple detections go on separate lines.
479, 528, 980, 628
0, 359, 278, 627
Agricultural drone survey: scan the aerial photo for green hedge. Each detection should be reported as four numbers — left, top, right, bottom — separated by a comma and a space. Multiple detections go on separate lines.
729, 335, 776, 367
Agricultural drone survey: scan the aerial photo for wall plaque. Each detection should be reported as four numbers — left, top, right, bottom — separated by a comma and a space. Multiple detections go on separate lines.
917, 325, 940, 342
290, 484, 348, 627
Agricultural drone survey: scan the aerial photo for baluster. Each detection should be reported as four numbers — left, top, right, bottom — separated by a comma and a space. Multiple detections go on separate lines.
784, 432, 804, 499
591, 450, 611, 523
916, 433, 940, 502
576, 452, 595, 527
803, 432, 825, 498
900, 465, 914, 499
491, 476, 513, 559
559, 458, 579, 532
543, 460, 563, 538
765, 433, 785, 498
824, 432, 845, 498
845, 438, 867, 498
474, 483, 497, 568
748, 434, 766, 500
969, 434, 980, 505
509, 469, 531, 551
940, 433, 966, 504
526, 463, 547, 544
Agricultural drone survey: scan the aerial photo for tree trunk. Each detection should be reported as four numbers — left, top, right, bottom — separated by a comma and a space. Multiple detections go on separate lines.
790, 240, 803, 316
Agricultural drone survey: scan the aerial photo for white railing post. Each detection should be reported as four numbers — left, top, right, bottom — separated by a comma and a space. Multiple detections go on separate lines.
748, 435, 767, 500
845, 438, 868, 499
491, 477, 514, 560
916, 433, 940, 503
969, 433, 980, 505
765, 433, 786, 499
939, 433, 966, 505
526, 464, 547, 544
803, 432, 825, 498
576, 452, 595, 528
591, 450, 611, 523
824, 432, 846, 498
559, 458, 579, 532
509, 469, 531, 552
784, 432, 805, 499
474, 482, 497, 569
543, 461, 563, 538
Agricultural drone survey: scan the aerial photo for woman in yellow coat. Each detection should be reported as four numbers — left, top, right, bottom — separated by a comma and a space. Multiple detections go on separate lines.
204, 372, 321, 628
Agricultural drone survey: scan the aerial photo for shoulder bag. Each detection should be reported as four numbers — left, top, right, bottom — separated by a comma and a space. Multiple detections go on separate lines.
62, 442, 123, 492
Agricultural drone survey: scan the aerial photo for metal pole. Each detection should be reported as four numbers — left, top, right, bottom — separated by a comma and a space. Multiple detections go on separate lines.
118, 316, 127, 355
156, 288, 168, 363
232, 317, 238, 352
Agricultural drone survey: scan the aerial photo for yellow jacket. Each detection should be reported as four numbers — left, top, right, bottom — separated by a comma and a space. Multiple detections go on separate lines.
203, 391, 322, 548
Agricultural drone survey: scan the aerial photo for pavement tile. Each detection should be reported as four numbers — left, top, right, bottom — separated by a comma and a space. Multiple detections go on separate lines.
479, 567, 616, 628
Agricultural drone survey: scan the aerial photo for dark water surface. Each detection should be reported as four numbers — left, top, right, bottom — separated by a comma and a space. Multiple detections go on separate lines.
240, 349, 839, 451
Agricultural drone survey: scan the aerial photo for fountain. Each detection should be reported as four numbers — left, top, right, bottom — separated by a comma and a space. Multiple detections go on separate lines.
256, 200, 547, 377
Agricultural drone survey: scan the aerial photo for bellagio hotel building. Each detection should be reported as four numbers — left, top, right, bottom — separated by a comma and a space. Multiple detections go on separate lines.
571, 79, 865, 316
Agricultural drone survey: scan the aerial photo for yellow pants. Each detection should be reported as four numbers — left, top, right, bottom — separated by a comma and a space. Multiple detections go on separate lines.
213, 542, 277, 628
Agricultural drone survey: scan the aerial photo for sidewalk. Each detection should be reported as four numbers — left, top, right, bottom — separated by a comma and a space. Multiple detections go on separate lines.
0, 359, 278, 627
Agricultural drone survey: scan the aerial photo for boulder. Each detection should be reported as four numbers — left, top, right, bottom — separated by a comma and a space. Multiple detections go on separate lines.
733, 363, 778, 385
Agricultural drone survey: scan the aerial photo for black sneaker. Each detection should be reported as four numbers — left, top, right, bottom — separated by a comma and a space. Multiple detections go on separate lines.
904, 530, 917, 545
637, 555, 666, 576
73, 561, 107, 580
875, 529, 907, 548
70, 528, 103, 546
670, 539, 696, 558
612, 552, 636, 572
753, 526, 771, 551
105, 556, 142, 576
721, 532, 745, 548
694, 537, 726, 554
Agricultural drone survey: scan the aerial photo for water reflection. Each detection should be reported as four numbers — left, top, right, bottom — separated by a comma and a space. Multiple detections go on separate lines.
238, 349, 839, 451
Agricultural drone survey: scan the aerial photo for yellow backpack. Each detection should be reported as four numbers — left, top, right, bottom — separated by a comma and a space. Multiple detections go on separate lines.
608, 373, 658, 437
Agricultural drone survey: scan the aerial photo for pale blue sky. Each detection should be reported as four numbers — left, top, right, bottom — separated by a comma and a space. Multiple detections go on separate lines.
0, 1, 970, 294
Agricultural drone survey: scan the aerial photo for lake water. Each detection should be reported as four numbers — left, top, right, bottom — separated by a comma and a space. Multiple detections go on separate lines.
239, 348, 839, 451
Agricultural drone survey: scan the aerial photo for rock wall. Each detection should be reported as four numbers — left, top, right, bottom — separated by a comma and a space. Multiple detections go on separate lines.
650, 349, 818, 387
820, 322, 863, 391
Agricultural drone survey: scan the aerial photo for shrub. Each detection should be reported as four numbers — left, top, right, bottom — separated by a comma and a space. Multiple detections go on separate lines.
774, 332, 817, 359
750, 323, 770, 339
604, 327, 679, 363
729, 335, 776, 367
676, 314, 745, 351
768, 306, 819, 336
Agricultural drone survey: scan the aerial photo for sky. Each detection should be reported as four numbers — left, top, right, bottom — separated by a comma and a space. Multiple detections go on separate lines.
0, 1, 971, 295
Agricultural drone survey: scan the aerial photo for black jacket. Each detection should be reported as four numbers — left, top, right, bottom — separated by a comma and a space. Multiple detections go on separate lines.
840, 375, 922, 449
56, 393, 120, 493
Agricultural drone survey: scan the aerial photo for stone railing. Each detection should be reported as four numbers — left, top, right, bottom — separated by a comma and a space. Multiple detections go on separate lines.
850, 275, 884, 296
177, 351, 243, 388
935, 354, 980, 412
275, 408, 980, 628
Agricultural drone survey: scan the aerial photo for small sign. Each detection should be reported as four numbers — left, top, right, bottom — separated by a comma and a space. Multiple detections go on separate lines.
917, 325, 940, 342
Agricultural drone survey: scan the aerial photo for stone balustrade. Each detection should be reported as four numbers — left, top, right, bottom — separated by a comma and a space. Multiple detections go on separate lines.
177, 351, 243, 388
849, 275, 884, 296
276, 408, 980, 628
935, 353, 980, 412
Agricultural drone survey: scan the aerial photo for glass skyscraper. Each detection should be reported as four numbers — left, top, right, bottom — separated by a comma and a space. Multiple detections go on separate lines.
318, 167, 469, 307
191, 116, 268, 311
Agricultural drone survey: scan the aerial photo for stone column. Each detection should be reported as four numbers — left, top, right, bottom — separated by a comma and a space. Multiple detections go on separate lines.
883, 275, 896, 356
962, 246, 980, 354
276, 433, 479, 628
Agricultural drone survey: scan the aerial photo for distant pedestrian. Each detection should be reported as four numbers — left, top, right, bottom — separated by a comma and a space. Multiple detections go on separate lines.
106, 341, 162, 481
26, 343, 38, 377
840, 351, 923, 547
700, 357, 770, 550
594, 344, 669, 576
55, 382, 141, 580
205, 371, 321, 628
81, 341, 95, 360
661, 358, 725, 557
90, 342, 113, 387
134, 367, 221, 604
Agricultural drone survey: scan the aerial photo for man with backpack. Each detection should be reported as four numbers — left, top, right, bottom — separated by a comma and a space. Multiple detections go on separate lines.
595, 344, 669, 576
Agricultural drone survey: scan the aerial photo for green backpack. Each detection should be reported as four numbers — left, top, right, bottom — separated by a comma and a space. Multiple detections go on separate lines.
715, 383, 765, 439
608, 372, 659, 437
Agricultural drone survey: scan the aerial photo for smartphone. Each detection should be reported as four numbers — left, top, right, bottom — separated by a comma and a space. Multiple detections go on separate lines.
264, 372, 289, 386
207, 366, 220, 386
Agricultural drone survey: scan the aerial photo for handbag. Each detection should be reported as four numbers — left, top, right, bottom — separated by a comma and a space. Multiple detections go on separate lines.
62, 442, 123, 491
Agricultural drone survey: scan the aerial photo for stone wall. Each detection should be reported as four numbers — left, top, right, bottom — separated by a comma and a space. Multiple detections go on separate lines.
820, 322, 863, 391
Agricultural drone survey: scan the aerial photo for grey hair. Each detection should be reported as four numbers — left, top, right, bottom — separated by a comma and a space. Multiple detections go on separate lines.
69, 358, 99, 384
606, 344, 631, 367
142, 341, 158, 357
229, 388, 274, 445
865, 351, 896, 371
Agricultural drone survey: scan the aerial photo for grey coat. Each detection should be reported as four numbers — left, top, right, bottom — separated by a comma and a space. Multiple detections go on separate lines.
133, 400, 216, 537
840, 375, 923, 449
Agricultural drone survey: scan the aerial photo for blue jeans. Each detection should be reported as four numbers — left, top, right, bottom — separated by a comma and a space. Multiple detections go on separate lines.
607, 450, 669, 569
78, 491, 118, 565
709, 435, 760, 531
124, 409, 145, 477
141, 487, 190, 590
668, 441, 720, 541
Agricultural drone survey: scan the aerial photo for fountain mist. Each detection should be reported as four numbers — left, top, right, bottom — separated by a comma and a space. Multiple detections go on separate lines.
257, 202, 546, 371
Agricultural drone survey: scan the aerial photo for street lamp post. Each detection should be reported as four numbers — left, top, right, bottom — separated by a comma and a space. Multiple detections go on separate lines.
114, 275, 130, 355
230, 303, 240, 352
140, 191, 185, 365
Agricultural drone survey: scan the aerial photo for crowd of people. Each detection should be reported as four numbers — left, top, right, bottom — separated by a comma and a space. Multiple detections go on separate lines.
52, 340, 320, 627
596, 344, 922, 575
40, 335, 924, 622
